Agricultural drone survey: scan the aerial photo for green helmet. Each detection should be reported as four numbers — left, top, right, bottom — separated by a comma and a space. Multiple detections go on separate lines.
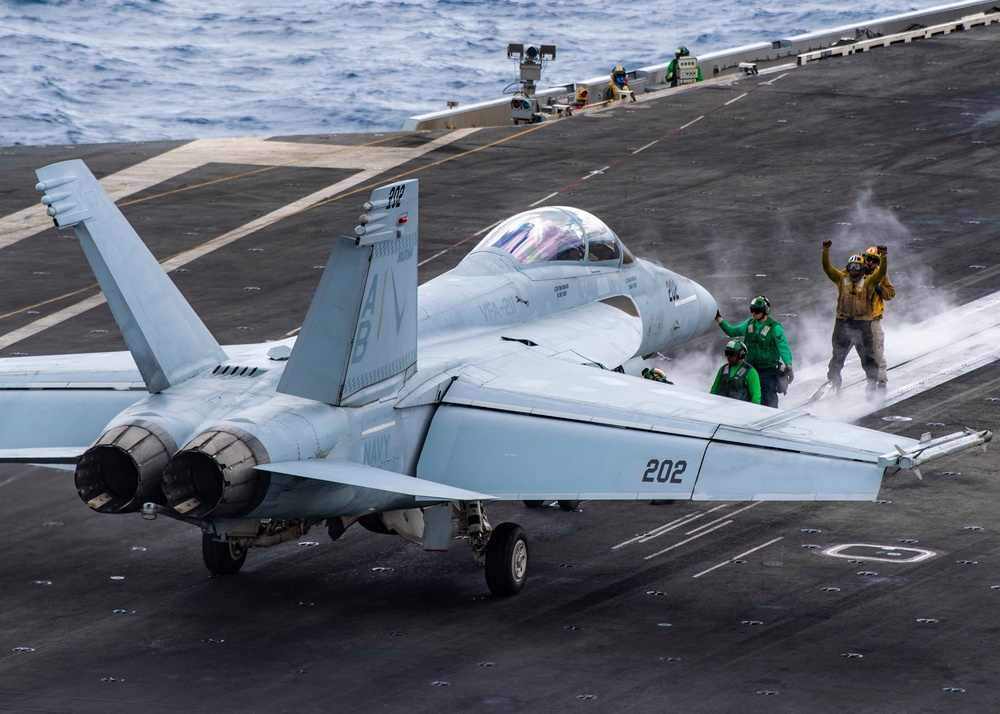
676, 46, 690, 57
724, 339, 747, 360
749, 295, 770, 315
642, 367, 669, 382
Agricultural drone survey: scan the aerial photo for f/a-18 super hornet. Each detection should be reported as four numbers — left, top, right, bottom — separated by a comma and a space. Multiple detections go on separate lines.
0, 160, 989, 595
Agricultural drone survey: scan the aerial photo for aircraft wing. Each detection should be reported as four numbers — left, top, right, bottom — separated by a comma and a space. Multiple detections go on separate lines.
416, 351, 988, 501
261, 459, 497, 502
0, 351, 145, 462
496, 297, 642, 369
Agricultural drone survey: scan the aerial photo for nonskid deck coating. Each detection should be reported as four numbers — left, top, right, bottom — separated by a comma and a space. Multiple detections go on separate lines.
1, 24, 999, 712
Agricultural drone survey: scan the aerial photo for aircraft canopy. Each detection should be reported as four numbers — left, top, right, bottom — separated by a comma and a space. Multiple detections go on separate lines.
472, 207, 634, 265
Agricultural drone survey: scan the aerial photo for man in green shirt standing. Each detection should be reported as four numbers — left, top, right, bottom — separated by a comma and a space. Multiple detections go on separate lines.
710, 339, 761, 404
716, 295, 793, 408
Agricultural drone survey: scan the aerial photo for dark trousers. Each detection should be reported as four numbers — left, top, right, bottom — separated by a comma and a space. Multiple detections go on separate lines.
756, 366, 780, 408
827, 319, 878, 386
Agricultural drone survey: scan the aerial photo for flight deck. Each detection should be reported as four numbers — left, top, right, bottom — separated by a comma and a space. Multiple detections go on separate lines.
1, 22, 1000, 713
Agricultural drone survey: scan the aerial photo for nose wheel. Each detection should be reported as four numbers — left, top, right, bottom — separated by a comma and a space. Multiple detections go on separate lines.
459, 502, 530, 596
484, 522, 529, 596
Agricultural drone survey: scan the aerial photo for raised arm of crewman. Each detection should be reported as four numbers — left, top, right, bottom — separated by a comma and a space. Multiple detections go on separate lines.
821, 240, 843, 283
822, 240, 887, 295
864, 247, 887, 297
874, 245, 895, 302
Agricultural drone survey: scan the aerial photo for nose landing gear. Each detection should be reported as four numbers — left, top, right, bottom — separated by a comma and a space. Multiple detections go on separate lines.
460, 501, 529, 597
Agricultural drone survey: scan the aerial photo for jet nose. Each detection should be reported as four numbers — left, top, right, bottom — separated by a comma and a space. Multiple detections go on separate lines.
692, 279, 718, 337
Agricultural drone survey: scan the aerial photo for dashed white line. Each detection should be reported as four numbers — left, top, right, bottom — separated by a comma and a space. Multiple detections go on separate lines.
685, 501, 762, 535
679, 115, 705, 129
612, 503, 731, 550
692, 536, 785, 578
632, 141, 659, 154
644, 520, 734, 560
529, 192, 560, 207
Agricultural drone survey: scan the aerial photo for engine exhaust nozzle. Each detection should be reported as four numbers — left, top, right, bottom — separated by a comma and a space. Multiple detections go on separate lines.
162, 427, 269, 519
75, 422, 176, 513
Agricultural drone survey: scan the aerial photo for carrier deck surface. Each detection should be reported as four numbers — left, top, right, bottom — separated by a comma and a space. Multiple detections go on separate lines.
1, 23, 999, 712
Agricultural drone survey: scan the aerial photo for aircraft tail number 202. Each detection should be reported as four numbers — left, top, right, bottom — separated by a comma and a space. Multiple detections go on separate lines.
386, 184, 405, 210
642, 458, 687, 484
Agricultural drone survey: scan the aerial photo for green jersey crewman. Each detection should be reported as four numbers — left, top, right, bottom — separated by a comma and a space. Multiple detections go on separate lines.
710, 339, 761, 404
716, 295, 793, 408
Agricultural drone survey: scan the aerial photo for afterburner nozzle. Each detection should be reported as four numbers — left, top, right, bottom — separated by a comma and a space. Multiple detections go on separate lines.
162, 427, 270, 519
75, 422, 177, 513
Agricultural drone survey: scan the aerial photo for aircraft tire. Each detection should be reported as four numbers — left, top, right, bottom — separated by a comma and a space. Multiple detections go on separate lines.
485, 522, 528, 597
201, 534, 246, 575
327, 517, 347, 542
522, 500, 545, 508
358, 513, 393, 535
557, 500, 580, 511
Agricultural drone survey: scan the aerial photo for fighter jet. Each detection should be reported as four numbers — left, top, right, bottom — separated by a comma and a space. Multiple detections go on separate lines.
0, 160, 989, 596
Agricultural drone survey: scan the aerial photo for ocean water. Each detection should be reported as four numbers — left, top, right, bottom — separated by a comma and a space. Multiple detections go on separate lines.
1, 0, 923, 146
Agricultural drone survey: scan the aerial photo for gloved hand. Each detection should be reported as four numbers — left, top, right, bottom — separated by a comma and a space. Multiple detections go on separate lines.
877, 244, 887, 253
784, 366, 794, 383
822, 240, 832, 249
875, 285, 883, 295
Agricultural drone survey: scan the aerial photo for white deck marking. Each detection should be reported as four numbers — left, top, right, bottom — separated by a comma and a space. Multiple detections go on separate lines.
692, 537, 785, 578
612, 510, 706, 550
643, 520, 733, 560
0, 130, 479, 349
529, 192, 560, 207
820, 543, 937, 564
684, 501, 761, 535
613, 503, 733, 550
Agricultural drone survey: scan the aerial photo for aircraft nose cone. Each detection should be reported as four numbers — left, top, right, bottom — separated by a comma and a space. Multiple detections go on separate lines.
693, 279, 718, 337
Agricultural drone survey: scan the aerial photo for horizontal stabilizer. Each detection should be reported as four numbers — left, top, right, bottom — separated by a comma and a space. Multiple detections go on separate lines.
35, 160, 226, 393
0, 448, 87, 464
0, 387, 145, 463
258, 459, 496, 502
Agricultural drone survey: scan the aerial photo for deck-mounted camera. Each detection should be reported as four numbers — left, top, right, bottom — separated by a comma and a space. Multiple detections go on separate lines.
506, 43, 556, 124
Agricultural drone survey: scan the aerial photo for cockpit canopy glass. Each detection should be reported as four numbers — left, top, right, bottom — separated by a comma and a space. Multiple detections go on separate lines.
473, 207, 629, 265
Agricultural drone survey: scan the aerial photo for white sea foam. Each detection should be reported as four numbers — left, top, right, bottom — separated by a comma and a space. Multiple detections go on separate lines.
1, 0, 920, 146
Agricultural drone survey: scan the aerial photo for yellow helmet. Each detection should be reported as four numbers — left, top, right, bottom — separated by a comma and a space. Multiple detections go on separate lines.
847, 254, 866, 273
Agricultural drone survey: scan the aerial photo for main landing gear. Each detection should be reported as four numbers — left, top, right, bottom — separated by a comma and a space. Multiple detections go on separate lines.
202, 533, 247, 575
460, 501, 528, 597
523, 499, 580, 511
199, 506, 530, 596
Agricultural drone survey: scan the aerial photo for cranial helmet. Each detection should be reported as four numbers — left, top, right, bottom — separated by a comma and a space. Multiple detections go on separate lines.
864, 246, 881, 263
724, 339, 747, 360
642, 367, 668, 382
847, 254, 866, 272
749, 295, 770, 315
676, 46, 690, 57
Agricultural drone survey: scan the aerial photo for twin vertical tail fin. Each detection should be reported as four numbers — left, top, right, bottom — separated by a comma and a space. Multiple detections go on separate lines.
277, 179, 419, 405
35, 160, 226, 393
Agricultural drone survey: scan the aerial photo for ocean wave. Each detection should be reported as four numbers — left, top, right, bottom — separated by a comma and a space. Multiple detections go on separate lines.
1, 0, 926, 146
